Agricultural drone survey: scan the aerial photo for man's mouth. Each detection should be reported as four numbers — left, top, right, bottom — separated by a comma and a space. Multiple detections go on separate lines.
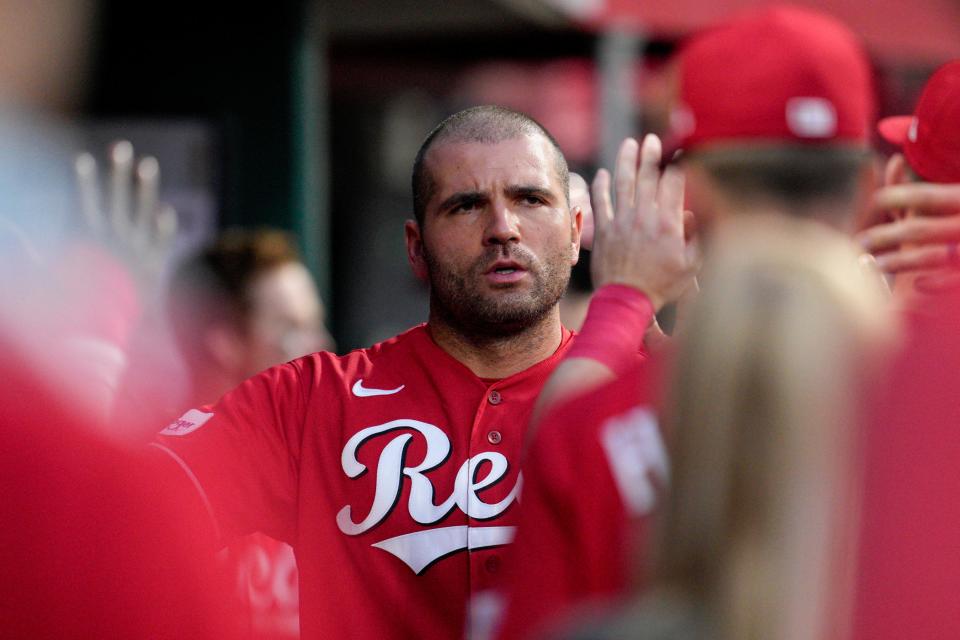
485, 259, 526, 274
484, 260, 528, 284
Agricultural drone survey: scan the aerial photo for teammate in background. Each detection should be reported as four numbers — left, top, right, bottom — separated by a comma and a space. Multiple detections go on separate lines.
151, 106, 696, 640
851, 59, 960, 640
858, 60, 960, 296
168, 228, 334, 406
498, 7, 889, 639
167, 228, 334, 639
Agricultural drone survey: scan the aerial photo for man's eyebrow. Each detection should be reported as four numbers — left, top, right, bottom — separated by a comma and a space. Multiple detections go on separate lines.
505, 185, 558, 202
437, 191, 486, 212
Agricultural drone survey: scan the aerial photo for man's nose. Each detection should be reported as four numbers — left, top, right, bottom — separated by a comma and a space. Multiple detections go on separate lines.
483, 201, 521, 246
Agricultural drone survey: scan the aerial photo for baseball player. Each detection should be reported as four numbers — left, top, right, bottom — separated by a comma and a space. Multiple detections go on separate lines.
151, 105, 695, 639
851, 59, 960, 640
497, 7, 884, 638
167, 229, 335, 639
859, 60, 960, 295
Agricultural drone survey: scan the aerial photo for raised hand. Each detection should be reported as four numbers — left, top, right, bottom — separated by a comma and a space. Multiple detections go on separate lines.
856, 153, 960, 294
590, 134, 699, 311
74, 141, 177, 287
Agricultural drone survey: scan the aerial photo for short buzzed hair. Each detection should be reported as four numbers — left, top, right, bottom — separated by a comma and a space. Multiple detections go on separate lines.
411, 105, 570, 226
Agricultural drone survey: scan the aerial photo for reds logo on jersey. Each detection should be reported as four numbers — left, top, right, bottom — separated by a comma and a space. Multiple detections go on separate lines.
335, 419, 521, 574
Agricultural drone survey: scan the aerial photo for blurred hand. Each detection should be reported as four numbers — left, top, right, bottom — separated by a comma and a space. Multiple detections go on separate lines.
856, 153, 960, 289
75, 141, 177, 288
590, 134, 700, 311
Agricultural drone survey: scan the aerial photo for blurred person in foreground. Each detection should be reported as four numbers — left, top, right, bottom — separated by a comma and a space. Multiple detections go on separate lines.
0, 337, 240, 639
149, 105, 696, 640
558, 220, 892, 640
0, 0, 161, 429
0, 1, 238, 636
498, 6, 891, 639
168, 228, 334, 639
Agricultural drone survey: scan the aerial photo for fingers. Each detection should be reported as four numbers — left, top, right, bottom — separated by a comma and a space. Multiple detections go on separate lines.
140, 203, 178, 274
75, 152, 103, 234
108, 140, 135, 236
75, 141, 177, 284
859, 153, 906, 230
875, 243, 957, 273
635, 134, 663, 232
135, 156, 160, 233
613, 137, 639, 216
858, 215, 960, 252
883, 153, 908, 189
591, 169, 614, 239
152, 204, 178, 251
657, 165, 685, 236
872, 182, 960, 217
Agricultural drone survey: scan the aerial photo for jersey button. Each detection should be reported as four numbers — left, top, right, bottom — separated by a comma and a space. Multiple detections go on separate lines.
487, 430, 502, 445
484, 554, 501, 574
488, 390, 502, 405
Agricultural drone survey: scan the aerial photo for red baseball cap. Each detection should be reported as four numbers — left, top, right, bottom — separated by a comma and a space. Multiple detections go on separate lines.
878, 60, 960, 184
670, 5, 874, 153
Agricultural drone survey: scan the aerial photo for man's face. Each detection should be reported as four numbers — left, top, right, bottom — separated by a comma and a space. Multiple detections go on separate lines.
243, 261, 333, 376
407, 134, 581, 337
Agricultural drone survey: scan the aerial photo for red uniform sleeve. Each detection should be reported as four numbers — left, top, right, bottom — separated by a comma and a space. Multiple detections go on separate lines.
498, 368, 666, 640
497, 426, 636, 640
154, 361, 308, 545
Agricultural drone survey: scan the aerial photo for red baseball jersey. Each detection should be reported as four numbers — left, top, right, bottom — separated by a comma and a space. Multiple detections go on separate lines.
852, 293, 960, 640
497, 359, 668, 640
154, 323, 574, 639
225, 533, 300, 639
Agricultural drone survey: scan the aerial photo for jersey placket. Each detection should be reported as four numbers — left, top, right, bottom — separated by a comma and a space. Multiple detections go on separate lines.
464, 381, 516, 594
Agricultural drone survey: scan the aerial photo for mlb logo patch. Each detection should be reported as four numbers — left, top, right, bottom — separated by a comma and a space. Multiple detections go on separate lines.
161, 409, 214, 436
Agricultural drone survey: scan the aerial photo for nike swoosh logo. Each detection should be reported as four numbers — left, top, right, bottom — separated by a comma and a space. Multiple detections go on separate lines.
352, 379, 405, 397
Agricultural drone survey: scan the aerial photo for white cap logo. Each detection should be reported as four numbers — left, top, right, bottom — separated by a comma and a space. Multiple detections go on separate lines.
786, 97, 838, 138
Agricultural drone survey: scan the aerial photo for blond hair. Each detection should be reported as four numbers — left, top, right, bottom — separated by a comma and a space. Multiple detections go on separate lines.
649, 216, 893, 640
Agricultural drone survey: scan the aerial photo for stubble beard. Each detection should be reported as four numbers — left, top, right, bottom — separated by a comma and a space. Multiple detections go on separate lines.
424, 243, 571, 340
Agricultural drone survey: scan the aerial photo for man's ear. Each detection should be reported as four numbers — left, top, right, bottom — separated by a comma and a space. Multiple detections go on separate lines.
569, 205, 583, 265
405, 219, 429, 281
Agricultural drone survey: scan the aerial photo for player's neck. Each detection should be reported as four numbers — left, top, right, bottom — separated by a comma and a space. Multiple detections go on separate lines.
427, 309, 564, 380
